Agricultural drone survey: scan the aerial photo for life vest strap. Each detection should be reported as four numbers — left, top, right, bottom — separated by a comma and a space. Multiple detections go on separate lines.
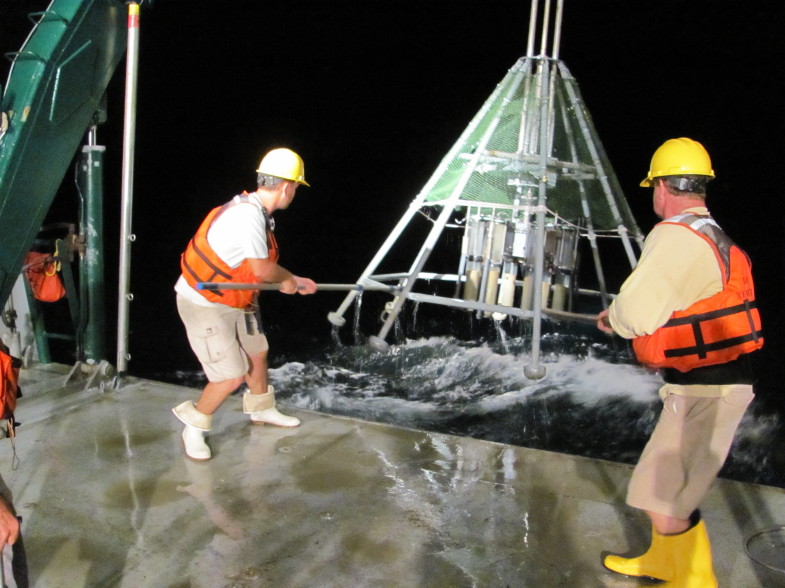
182, 260, 225, 298
191, 239, 232, 281
661, 298, 761, 360
664, 330, 764, 359
744, 299, 760, 343
662, 300, 758, 327
182, 237, 232, 297
691, 321, 706, 358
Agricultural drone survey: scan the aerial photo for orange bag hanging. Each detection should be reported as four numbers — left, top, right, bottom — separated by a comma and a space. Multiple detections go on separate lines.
24, 249, 66, 302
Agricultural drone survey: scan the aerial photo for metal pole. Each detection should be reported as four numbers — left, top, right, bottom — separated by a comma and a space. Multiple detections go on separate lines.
553, 86, 612, 308
524, 56, 552, 381
556, 60, 643, 267
551, 0, 564, 60
116, 3, 140, 377
326, 201, 422, 326
525, 0, 539, 58
538, 0, 551, 57
198, 282, 401, 292
79, 129, 106, 362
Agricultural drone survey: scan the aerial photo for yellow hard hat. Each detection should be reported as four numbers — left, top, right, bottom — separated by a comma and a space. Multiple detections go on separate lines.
256, 148, 310, 187
640, 137, 715, 187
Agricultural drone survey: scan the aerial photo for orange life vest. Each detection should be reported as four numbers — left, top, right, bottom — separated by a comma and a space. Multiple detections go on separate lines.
180, 195, 279, 308
632, 214, 763, 372
0, 347, 19, 421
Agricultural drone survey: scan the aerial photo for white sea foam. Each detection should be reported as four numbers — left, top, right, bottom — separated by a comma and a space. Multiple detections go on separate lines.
270, 335, 661, 413
261, 334, 780, 486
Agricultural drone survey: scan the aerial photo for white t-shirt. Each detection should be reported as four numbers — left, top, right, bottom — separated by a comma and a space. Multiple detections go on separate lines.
175, 193, 270, 306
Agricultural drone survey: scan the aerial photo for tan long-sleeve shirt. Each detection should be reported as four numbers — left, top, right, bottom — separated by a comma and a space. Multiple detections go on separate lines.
608, 207, 723, 340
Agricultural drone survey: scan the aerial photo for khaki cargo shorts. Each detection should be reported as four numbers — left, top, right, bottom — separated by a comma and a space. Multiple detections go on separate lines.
626, 383, 754, 519
176, 293, 269, 383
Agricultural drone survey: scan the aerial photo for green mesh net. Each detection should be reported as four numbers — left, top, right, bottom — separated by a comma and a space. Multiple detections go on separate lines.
420, 57, 642, 236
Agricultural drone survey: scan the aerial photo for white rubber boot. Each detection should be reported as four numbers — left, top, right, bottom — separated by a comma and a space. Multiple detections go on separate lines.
172, 400, 212, 460
243, 385, 300, 427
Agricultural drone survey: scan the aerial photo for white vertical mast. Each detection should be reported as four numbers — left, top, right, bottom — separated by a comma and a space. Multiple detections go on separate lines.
116, 2, 140, 380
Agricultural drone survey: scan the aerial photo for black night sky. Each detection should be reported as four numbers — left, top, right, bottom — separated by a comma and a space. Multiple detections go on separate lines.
2, 1, 784, 413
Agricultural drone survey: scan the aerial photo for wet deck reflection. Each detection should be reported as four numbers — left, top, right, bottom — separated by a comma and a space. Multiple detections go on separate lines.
2, 364, 784, 587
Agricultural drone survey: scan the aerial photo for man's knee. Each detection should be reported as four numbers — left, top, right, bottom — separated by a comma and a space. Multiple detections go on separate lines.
216, 374, 245, 391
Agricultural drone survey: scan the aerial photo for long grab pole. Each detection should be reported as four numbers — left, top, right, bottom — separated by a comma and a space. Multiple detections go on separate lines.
196, 283, 600, 327
116, 3, 140, 378
197, 282, 401, 293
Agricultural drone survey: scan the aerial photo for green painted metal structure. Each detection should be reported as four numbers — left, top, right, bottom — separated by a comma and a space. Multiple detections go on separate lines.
0, 0, 127, 317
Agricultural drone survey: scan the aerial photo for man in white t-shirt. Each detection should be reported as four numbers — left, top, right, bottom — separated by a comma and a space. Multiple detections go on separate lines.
172, 148, 317, 461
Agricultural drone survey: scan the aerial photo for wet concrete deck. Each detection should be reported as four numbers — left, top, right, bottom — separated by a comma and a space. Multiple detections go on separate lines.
1, 363, 784, 587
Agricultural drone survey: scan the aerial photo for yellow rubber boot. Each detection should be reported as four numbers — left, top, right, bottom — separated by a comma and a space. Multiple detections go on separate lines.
604, 523, 674, 582
663, 519, 718, 588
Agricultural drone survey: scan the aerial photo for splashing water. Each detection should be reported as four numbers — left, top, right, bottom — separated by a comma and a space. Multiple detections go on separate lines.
167, 332, 783, 488
265, 333, 782, 487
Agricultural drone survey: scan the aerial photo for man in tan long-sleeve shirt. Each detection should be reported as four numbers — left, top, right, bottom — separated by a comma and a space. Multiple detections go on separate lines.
597, 138, 763, 587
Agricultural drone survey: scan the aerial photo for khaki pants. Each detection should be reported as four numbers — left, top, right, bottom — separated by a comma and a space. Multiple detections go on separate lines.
626, 384, 754, 519
176, 294, 269, 383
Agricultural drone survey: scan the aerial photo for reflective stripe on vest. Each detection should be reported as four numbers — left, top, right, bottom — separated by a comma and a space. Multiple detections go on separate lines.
632, 215, 763, 372
181, 195, 279, 308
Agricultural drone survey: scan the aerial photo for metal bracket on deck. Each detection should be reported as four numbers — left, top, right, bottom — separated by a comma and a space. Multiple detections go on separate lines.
63, 359, 115, 391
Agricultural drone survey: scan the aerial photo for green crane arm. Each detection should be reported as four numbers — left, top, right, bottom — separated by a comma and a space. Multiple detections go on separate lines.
0, 0, 127, 310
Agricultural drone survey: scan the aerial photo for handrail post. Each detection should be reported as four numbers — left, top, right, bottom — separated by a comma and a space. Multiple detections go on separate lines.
116, 2, 140, 380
